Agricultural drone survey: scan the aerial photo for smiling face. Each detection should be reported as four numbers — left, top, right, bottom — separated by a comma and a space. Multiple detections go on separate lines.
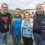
24, 12, 30, 21
36, 4, 44, 15
15, 8, 21, 16
1, 3, 8, 14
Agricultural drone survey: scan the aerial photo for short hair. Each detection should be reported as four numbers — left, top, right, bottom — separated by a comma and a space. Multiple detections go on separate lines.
24, 12, 30, 18
24, 12, 30, 16
36, 4, 43, 9
15, 8, 21, 11
1, 3, 8, 8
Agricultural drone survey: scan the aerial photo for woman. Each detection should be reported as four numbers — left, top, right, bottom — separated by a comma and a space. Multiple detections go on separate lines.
21, 12, 33, 45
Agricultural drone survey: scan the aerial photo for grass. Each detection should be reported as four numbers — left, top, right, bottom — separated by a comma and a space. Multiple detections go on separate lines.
9, 35, 24, 45
9, 35, 35, 45
8, 10, 15, 15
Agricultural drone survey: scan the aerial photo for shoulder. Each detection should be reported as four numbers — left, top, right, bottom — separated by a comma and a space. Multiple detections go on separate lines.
30, 18, 33, 26
30, 18, 33, 23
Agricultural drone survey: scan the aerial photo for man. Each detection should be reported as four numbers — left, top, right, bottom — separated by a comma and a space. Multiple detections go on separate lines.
0, 3, 11, 45
12, 8, 22, 45
33, 4, 45, 45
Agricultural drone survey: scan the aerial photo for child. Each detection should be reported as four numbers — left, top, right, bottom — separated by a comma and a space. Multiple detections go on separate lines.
21, 12, 33, 45
12, 8, 22, 45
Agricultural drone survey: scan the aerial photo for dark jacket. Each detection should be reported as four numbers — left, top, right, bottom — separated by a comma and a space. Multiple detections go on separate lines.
40, 14, 45, 40
33, 11, 45, 34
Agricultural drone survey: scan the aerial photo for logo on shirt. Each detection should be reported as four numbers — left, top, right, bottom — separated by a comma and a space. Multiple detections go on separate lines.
2, 16, 8, 23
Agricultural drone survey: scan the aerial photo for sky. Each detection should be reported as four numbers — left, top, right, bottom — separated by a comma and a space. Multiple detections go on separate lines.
0, 0, 45, 10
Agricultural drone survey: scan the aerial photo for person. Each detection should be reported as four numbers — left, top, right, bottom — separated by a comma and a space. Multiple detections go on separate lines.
12, 8, 22, 45
0, 3, 11, 45
21, 12, 33, 45
33, 4, 45, 45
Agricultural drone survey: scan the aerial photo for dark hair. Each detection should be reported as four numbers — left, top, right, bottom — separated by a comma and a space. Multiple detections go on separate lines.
15, 8, 21, 11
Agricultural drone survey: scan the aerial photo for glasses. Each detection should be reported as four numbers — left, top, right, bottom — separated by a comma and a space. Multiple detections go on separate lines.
2, 7, 8, 8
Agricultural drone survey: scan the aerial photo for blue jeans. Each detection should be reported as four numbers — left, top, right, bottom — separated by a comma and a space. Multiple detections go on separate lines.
40, 41, 45, 45
34, 33, 45, 45
12, 33, 21, 45
40, 35, 45, 45
34, 33, 41, 45
0, 32, 9, 45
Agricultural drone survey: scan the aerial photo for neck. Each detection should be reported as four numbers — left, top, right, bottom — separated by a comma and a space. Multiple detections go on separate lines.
15, 14, 20, 16
25, 19, 30, 23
